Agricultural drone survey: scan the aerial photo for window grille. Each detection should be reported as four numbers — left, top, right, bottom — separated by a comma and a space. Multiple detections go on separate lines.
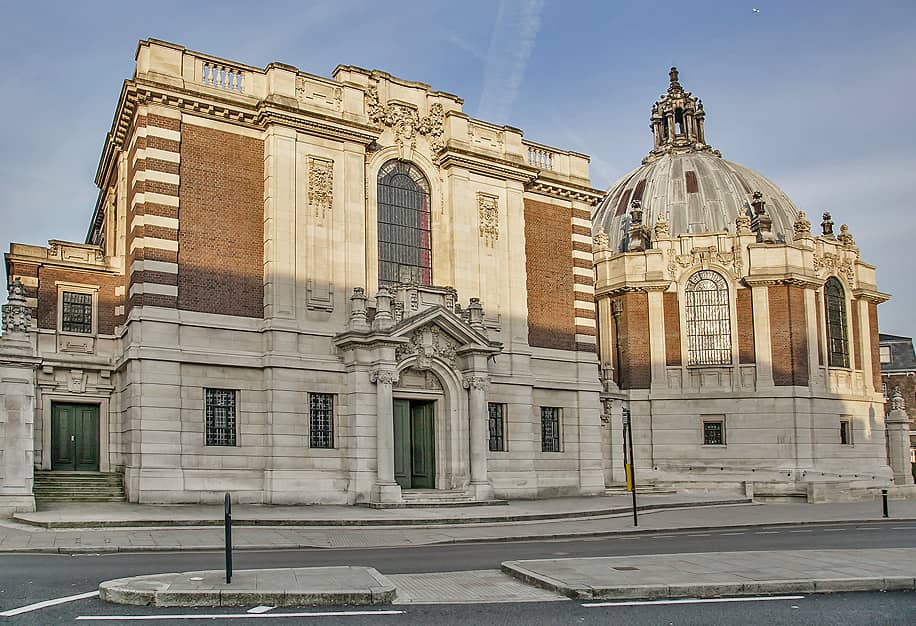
61, 291, 92, 334
685, 270, 732, 365
488, 403, 506, 452
824, 278, 849, 368
309, 393, 334, 449
541, 407, 561, 452
377, 160, 432, 287
703, 419, 725, 445
205, 388, 237, 446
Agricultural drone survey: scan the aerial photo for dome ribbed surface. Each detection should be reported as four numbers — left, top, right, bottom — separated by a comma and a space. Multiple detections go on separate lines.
593, 151, 799, 252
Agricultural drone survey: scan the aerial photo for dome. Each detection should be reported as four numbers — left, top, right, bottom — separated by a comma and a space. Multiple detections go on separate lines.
593, 68, 800, 251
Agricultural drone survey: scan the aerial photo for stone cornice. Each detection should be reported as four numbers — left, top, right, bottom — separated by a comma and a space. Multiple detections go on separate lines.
853, 288, 891, 304
436, 148, 537, 183
526, 179, 605, 205
595, 281, 672, 298
743, 274, 824, 289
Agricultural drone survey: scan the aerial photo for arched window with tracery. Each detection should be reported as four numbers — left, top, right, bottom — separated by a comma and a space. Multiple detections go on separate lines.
824, 277, 849, 368
377, 160, 432, 287
685, 270, 732, 366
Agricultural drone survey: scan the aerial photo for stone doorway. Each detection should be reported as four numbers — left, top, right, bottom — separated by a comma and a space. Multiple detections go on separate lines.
393, 399, 436, 489
50, 402, 100, 471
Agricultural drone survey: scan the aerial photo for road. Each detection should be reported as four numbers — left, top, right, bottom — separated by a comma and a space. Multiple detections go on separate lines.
1, 520, 914, 624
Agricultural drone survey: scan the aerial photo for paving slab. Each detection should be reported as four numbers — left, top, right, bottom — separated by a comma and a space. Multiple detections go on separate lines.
99, 566, 395, 607
501, 548, 916, 600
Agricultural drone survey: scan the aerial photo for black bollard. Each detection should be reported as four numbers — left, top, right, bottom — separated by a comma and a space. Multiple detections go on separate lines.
882, 489, 889, 518
225, 492, 233, 584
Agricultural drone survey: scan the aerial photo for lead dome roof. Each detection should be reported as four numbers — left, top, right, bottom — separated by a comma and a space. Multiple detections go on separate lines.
593, 68, 799, 251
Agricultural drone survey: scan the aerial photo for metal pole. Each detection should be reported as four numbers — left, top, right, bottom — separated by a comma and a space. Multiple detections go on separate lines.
882, 489, 889, 518
224, 492, 233, 584
625, 408, 637, 527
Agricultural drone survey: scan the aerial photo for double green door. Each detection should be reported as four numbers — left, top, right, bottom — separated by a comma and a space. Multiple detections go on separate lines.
51, 403, 100, 471
393, 399, 435, 489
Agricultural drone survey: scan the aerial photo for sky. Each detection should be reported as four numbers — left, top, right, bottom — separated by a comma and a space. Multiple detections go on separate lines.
0, 0, 914, 335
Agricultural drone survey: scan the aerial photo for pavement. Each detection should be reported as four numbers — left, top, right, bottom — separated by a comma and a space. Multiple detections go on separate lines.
4, 493, 916, 607
2, 493, 916, 554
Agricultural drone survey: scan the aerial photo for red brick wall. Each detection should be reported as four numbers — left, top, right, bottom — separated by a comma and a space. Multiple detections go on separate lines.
36, 267, 121, 335
613, 291, 650, 389
736, 288, 755, 364
524, 198, 575, 351
868, 302, 882, 391
663, 291, 681, 366
178, 125, 264, 318
768, 284, 809, 386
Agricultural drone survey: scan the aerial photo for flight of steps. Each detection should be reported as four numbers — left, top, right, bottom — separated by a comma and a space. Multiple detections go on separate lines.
603, 484, 678, 496
33, 471, 126, 503
364, 488, 507, 508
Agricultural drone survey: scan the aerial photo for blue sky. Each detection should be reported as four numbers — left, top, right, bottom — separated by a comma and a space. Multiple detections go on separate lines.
0, 0, 914, 334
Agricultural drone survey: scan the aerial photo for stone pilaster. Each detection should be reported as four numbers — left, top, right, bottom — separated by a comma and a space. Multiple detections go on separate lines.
369, 366, 401, 503
463, 373, 492, 500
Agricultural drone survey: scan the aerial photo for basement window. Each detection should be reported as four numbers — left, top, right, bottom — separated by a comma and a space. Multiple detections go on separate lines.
703, 418, 725, 446
840, 418, 852, 446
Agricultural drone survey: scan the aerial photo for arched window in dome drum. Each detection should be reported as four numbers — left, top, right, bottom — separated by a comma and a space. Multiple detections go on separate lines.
685, 270, 732, 366
377, 160, 432, 288
824, 277, 849, 368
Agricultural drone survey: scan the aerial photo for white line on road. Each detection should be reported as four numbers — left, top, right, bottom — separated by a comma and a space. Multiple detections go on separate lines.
583, 595, 805, 608
247, 606, 275, 613
75, 610, 406, 620
755, 531, 780, 534
788, 530, 813, 533
686, 534, 711, 537
719, 532, 744, 536
0, 590, 100, 617
822, 528, 844, 532
891, 526, 916, 530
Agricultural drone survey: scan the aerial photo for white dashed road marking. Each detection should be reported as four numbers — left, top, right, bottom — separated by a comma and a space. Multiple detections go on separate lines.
75, 610, 405, 620
247, 605, 274, 613
0, 590, 100, 617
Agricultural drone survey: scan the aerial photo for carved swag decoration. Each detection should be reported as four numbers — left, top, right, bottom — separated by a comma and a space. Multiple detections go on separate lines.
366, 87, 445, 156
308, 156, 334, 219
477, 192, 499, 245
667, 246, 743, 278
395, 324, 459, 369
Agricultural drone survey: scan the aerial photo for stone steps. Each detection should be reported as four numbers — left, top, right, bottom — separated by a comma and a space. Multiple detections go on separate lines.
34, 471, 126, 502
603, 485, 678, 496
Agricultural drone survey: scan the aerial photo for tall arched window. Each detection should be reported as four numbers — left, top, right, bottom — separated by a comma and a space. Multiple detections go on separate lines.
377, 160, 431, 287
685, 270, 732, 366
824, 277, 849, 368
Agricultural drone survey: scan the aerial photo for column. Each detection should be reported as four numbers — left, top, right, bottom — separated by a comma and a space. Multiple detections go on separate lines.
369, 366, 401, 502
857, 299, 875, 393
751, 285, 775, 387
647, 290, 667, 392
886, 391, 914, 486
463, 374, 493, 500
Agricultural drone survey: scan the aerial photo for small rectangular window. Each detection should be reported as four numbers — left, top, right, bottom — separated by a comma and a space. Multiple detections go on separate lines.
703, 419, 725, 446
61, 291, 92, 334
488, 403, 506, 452
309, 393, 334, 449
840, 419, 852, 446
541, 407, 561, 452
880, 346, 891, 364
205, 388, 237, 446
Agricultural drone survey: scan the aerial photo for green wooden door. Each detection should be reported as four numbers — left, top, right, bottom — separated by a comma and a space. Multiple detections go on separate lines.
393, 399, 412, 489
410, 401, 435, 489
51, 404, 100, 471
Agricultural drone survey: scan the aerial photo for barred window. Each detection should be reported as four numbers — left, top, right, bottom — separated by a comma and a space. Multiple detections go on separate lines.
541, 407, 561, 452
488, 403, 506, 452
61, 291, 92, 334
685, 270, 732, 366
205, 388, 237, 446
824, 277, 849, 368
377, 160, 432, 287
703, 419, 725, 446
309, 393, 334, 449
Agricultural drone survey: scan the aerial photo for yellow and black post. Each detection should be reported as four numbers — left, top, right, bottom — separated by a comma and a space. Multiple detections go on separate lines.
623, 407, 637, 526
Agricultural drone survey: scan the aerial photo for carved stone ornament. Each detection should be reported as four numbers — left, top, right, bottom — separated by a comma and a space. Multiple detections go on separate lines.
477, 192, 499, 244
369, 367, 399, 386
813, 252, 856, 286
793, 211, 812, 238
821, 211, 835, 238
295, 76, 343, 109
395, 324, 459, 369
667, 246, 742, 278
837, 224, 855, 247
735, 213, 752, 235
308, 156, 334, 219
1, 277, 32, 335
593, 226, 610, 251
462, 374, 490, 391
366, 86, 446, 156
654, 213, 670, 239
890, 387, 906, 412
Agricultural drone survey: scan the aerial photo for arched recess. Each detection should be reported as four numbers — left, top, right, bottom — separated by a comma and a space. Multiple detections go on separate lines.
365, 149, 443, 296
394, 356, 469, 490
823, 276, 850, 368
682, 269, 733, 366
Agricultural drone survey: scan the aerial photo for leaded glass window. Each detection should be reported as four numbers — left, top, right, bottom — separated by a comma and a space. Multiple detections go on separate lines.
541, 407, 561, 452
61, 291, 92, 334
824, 277, 849, 368
488, 403, 506, 452
685, 270, 732, 366
309, 392, 334, 449
377, 160, 432, 287
205, 388, 237, 446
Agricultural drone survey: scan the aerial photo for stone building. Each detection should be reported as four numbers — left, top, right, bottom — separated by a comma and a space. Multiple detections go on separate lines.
592, 68, 901, 500
0, 39, 606, 513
